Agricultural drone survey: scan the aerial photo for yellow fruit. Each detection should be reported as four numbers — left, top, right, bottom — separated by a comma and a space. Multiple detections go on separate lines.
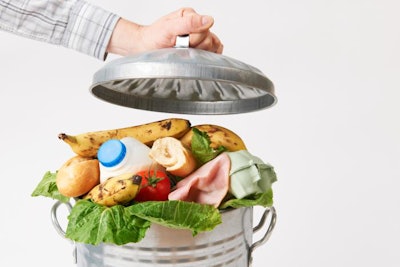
84, 173, 142, 207
180, 124, 247, 152
58, 118, 191, 158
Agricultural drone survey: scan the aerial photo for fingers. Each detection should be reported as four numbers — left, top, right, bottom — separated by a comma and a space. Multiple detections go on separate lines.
166, 15, 214, 36
147, 7, 223, 54
165, 8, 222, 53
189, 32, 224, 54
163, 7, 197, 19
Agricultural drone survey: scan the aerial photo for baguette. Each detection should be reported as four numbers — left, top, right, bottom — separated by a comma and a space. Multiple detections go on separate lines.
149, 137, 197, 177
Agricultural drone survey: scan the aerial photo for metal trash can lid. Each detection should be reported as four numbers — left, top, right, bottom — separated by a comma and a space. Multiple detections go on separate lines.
90, 36, 276, 115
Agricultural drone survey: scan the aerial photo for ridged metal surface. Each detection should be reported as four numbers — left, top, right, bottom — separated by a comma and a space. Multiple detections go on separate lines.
90, 48, 276, 114
76, 207, 253, 267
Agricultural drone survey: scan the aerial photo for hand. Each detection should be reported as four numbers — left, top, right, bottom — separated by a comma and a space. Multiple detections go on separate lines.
139, 7, 224, 53
107, 7, 223, 56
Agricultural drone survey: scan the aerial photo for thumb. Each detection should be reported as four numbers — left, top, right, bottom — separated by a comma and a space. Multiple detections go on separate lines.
171, 14, 214, 35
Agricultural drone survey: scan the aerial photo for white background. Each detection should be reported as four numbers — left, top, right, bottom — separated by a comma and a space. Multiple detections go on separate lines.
1, 1, 399, 266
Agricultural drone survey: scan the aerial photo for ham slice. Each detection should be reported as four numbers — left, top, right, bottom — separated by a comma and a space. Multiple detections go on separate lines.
168, 153, 231, 208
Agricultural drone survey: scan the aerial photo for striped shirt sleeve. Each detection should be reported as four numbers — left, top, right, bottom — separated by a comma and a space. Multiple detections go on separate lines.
0, 0, 120, 60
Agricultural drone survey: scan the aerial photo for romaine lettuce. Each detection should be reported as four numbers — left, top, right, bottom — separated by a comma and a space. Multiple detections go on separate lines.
31, 171, 69, 203
191, 128, 226, 165
65, 199, 221, 245
220, 188, 274, 209
66, 200, 151, 245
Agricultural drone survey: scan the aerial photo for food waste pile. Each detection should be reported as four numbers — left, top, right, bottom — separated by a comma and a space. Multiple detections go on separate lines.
32, 118, 277, 245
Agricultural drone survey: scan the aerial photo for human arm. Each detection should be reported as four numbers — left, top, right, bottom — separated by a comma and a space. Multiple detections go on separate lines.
0, 0, 119, 60
0, 1, 222, 60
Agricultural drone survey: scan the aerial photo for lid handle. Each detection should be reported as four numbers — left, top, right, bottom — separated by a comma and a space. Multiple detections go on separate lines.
174, 34, 190, 48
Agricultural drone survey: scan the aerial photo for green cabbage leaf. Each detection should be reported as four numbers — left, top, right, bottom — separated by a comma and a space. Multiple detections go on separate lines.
65, 199, 221, 245
31, 171, 69, 203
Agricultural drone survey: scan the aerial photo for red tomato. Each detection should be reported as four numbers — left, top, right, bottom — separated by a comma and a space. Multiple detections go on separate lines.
135, 170, 171, 202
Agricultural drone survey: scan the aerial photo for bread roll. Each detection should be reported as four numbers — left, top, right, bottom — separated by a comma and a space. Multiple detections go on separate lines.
149, 137, 197, 177
56, 155, 100, 197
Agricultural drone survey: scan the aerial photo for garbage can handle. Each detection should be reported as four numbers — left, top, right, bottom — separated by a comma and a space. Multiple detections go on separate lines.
51, 200, 77, 264
248, 206, 277, 266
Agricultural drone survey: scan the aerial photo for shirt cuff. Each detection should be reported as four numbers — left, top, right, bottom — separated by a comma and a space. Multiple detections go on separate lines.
63, 0, 120, 60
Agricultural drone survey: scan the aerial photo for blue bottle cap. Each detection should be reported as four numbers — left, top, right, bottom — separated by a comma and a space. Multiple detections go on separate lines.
97, 139, 126, 167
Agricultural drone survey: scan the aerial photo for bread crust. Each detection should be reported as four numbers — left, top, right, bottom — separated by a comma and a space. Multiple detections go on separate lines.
149, 137, 197, 177
56, 156, 100, 197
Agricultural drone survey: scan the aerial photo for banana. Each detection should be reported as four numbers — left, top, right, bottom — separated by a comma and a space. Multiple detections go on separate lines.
180, 124, 247, 152
84, 173, 142, 207
58, 118, 191, 158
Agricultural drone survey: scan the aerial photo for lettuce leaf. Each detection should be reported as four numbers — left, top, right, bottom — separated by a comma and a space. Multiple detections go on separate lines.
127, 200, 221, 235
66, 200, 151, 245
191, 128, 226, 165
219, 188, 274, 209
31, 171, 70, 203
65, 200, 222, 245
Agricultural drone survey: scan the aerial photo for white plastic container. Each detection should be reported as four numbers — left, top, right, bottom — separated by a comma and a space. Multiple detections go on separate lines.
97, 137, 156, 182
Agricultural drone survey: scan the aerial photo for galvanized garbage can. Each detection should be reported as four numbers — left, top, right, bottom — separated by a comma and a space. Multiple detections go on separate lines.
50, 36, 278, 266
51, 201, 276, 267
